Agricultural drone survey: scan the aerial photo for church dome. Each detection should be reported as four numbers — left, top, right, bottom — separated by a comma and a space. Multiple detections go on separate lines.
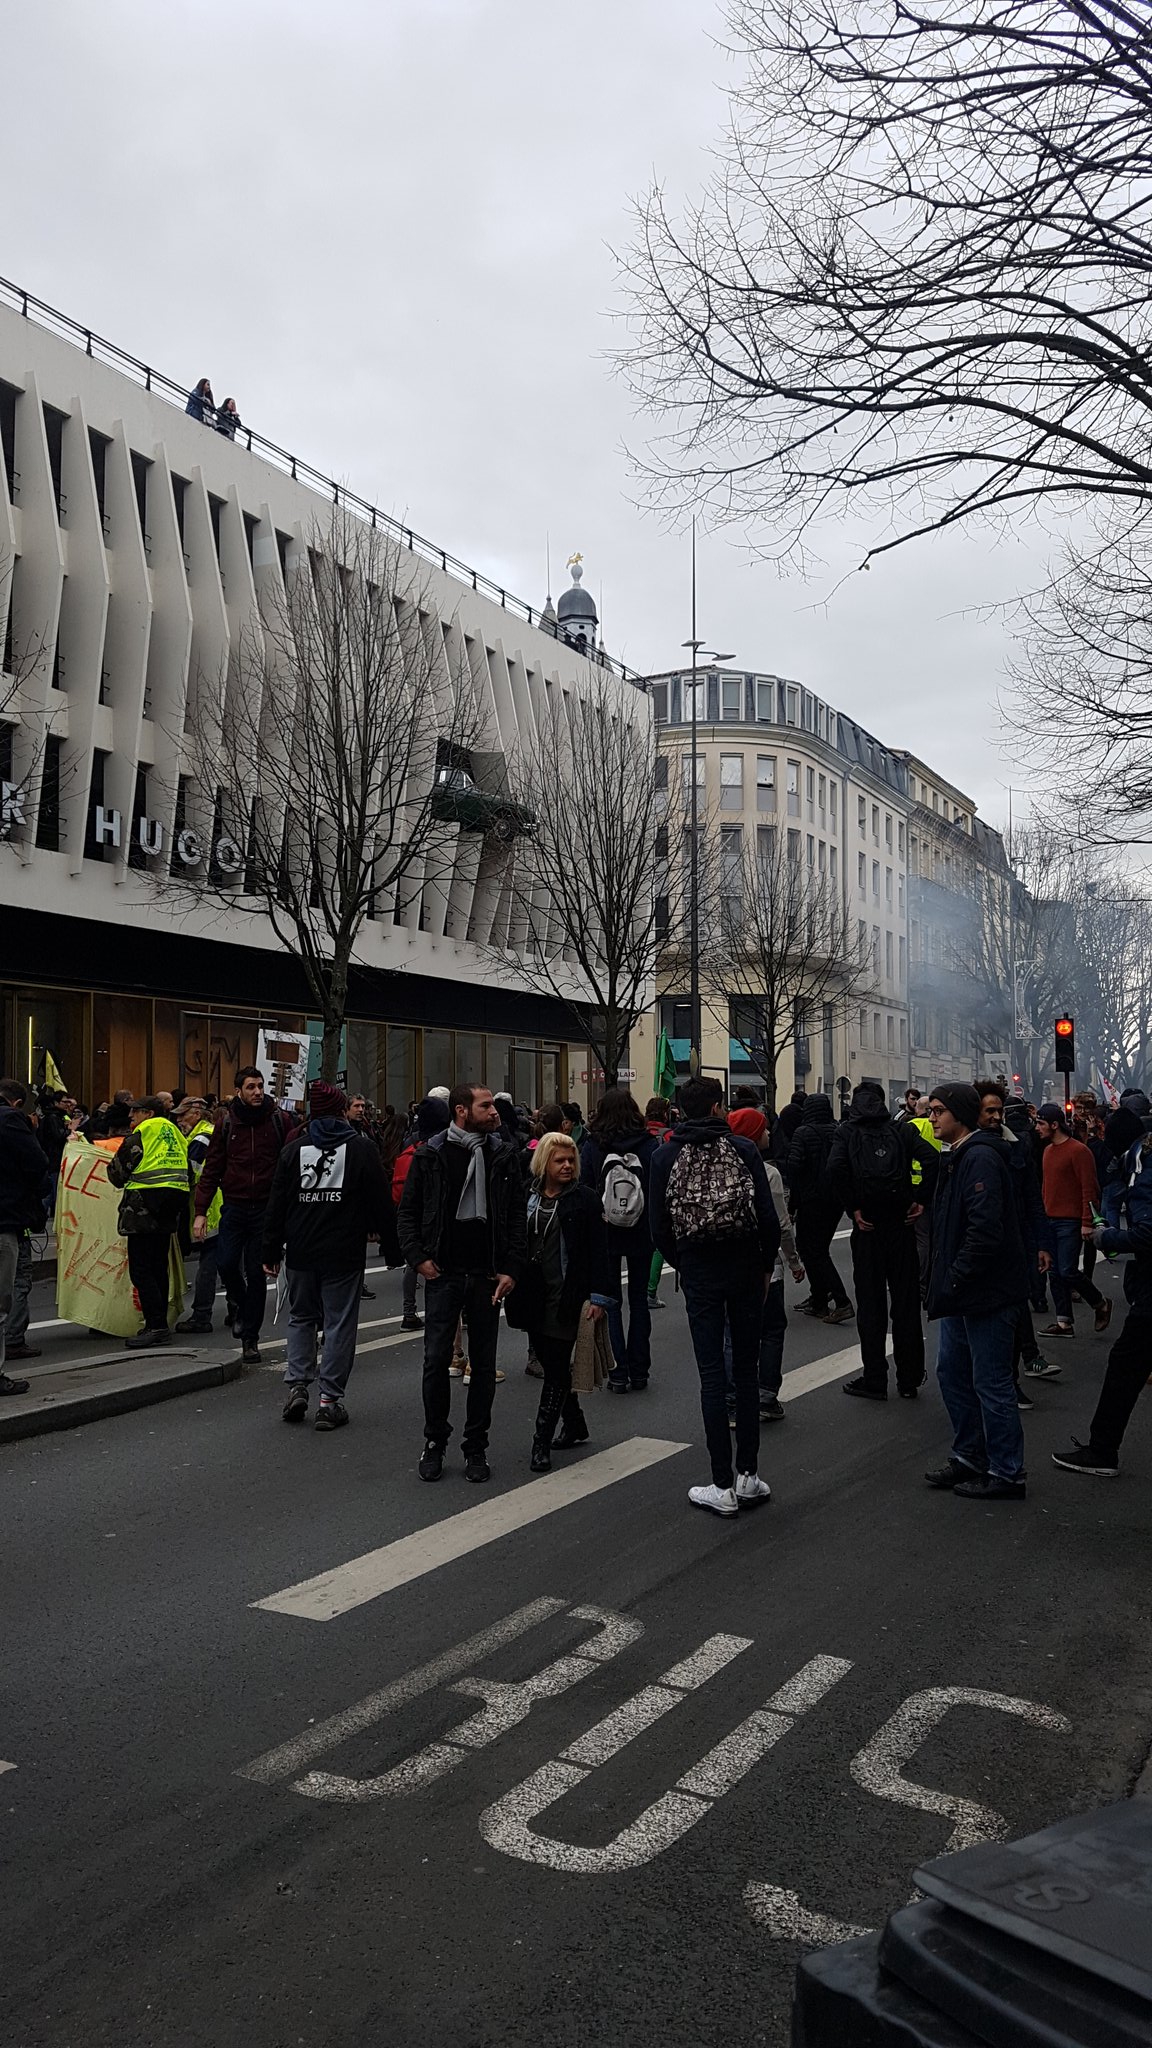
557, 557, 597, 621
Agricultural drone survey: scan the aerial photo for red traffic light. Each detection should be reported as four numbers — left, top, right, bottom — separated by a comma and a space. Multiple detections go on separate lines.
1055, 1018, 1073, 1037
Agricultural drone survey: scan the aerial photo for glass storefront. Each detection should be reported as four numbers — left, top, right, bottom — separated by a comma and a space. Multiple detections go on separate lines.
0, 983, 569, 1114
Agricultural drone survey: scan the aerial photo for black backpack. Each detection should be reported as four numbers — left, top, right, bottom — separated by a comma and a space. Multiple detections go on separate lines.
846, 1121, 907, 1215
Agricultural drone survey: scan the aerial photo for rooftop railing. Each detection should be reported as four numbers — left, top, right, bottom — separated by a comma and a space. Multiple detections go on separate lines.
0, 274, 642, 685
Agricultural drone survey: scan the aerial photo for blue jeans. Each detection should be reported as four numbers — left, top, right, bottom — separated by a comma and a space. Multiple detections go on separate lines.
1046, 1216, 1103, 1323
284, 1267, 363, 1403
606, 1243, 652, 1382
216, 1199, 269, 1342
936, 1308, 1025, 1482
724, 1278, 786, 1400
679, 1245, 764, 1488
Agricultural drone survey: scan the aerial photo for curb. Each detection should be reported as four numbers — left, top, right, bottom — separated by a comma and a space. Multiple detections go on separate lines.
0, 1354, 244, 1443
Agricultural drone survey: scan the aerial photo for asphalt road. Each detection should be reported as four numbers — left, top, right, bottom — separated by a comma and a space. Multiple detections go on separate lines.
3, 1246, 1151, 2048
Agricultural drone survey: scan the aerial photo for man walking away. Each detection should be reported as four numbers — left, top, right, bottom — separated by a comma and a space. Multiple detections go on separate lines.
770, 1088, 807, 1178
650, 1076, 780, 1516
0, 1080, 53, 1394
727, 1107, 805, 1421
579, 1086, 660, 1390
263, 1081, 389, 1432
398, 1083, 526, 1484
1035, 1104, 1110, 1340
827, 1082, 939, 1400
107, 1098, 191, 1348
1053, 1102, 1152, 1476
924, 1084, 1029, 1501
193, 1066, 294, 1364
785, 1092, 852, 1324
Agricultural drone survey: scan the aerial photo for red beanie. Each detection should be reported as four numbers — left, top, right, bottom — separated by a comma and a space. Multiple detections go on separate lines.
309, 1079, 347, 1117
727, 1107, 767, 1144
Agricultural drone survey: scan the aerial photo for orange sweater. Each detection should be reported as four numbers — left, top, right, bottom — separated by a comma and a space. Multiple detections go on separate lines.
1041, 1136, 1099, 1224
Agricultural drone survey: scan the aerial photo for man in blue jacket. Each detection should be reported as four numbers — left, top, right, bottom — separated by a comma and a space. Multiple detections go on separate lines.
649, 1075, 780, 1517
923, 1082, 1029, 1502
1053, 1103, 1152, 1476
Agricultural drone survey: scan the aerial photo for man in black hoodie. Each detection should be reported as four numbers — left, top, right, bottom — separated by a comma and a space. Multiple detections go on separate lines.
785, 1092, 853, 1323
924, 1082, 1029, 1501
262, 1080, 389, 1431
827, 1082, 939, 1399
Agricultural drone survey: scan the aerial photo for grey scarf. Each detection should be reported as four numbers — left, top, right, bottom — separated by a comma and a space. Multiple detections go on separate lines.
446, 1124, 488, 1221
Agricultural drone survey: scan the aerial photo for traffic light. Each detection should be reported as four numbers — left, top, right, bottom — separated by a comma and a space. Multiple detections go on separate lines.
1054, 1014, 1075, 1074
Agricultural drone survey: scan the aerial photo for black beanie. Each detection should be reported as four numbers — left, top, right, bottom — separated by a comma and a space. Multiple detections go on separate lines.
929, 1082, 981, 1130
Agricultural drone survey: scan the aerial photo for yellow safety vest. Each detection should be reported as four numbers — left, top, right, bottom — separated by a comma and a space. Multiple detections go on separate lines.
909, 1114, 940, 1188
125, 1116, 190, 1194
187, 1117, 223, 1232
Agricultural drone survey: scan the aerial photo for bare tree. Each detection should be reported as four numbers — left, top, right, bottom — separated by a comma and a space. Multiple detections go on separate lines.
620, 0, 1152, 565
700, 826, 873, 1107
175, 513, 482, 1079
497, 667, 662, 1091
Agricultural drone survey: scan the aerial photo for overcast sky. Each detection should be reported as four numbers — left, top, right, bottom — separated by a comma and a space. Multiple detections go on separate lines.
10, 0, 1054, 827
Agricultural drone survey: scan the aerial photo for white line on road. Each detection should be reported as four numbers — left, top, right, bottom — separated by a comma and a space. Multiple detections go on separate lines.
252, 1436, 691, 1622
0, 1759, 16, 1776
781, 1345, 866, 1400
238, 1597, 565, 1783
850, 1686, 1072, 1854
744, 1882, 872, 1944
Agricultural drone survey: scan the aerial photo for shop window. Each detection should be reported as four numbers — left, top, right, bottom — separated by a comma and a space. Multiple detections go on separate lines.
93, 993, 151, 1104
424, 1029, 454, 1090
386, 1026, 418, 1113
456, 1032, 485, 1086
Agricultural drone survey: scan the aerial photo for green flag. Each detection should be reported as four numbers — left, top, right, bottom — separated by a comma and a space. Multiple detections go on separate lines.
654, 1029, 677, 1102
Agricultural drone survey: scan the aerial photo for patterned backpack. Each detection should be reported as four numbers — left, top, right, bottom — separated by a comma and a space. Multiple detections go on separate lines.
666, 1135, 758, 1247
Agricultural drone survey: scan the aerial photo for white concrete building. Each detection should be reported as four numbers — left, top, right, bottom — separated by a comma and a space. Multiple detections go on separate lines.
0, 284, 646, 1109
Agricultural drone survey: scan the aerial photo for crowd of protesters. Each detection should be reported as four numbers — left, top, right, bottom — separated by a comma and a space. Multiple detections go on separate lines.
2, 1064, 1150, 1513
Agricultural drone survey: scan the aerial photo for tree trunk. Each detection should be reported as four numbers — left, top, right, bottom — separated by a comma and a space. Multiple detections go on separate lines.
320, 949, 350, 1082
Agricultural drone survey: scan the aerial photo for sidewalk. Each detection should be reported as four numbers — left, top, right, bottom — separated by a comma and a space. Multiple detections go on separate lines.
0, 1343, 244, 1443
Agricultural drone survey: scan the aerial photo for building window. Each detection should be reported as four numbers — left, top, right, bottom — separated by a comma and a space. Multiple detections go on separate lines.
857, 851, 866, 893
681, 753, 705, 794
885, 813, 893, 851
818, 838, 826, 874
887, 1013, 895, 1050
720, 754, 744, 811
757, 822, 777, 867
805, 764, 815, 816
88, 427, 110, 534
818, 772, 826, 816
830, 846, 838, 885
208, 492, 226, 564
243, 510, 259, 566
650, 681, 668, 721
829, 782, 837, 829
857, 794, 866, 833
872, 859, 880, 899
873, 1013, 881, 1050
720, 825, 743, 911
872, 924, 881, 972
900, 1017, 907, 1053
0, 380, 18, 499
756, 755, 776, 810
898, 820, 905, 856
684, 681, 706, 720
35, 733, 61, 850
858, 1006, 868, 1042
806, 833, 815, 868
721, 677, 742, 721
655, 754, 668, 791
899, 935, 906, 981
756, 679, 775, 721
131, 451, 151, 551
858, 919, 868, 956
871, 803, 880, 844
885, 930, 893, 979
787, 827, 801, 863
885, 866, 893, 908
898, 874, 905, 913
786, 684, 800, 725
42, 403, 67, 521
171, 472, 189, 549
786, 760, 800, 816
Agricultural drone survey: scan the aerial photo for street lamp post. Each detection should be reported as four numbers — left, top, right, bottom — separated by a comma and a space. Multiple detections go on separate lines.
681, 520, 732, 1080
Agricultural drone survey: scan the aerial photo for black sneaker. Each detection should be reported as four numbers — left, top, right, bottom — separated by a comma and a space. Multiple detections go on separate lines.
282, 1387, 309, 1424
843, 1376, 887, 1401
418, 1441, 444, 1481
1052, 1439, 1118, 1477
124, 1327, 171, 1350
759, 1397, 785, 1422
464, 1451, 491, 1483
607, 1371, 629, 1392
314, 1400, 348, 1431
925, 1458, 986, 1490
175, 1317, 212, 1335
241, 1342, 261, 1365
897, 1379, 925, 1400
361, 1285, 376, 1300
954, 1473, 1026, 1501
400, 1313, 423, 1331
1016, 1384, 1035, 1410
0, 1372, 30, 1396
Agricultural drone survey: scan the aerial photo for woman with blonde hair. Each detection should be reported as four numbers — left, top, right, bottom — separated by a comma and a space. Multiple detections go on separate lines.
506, 1131, 614, 1471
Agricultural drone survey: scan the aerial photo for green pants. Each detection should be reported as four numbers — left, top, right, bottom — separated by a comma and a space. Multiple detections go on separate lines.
648, 1250, 663, 1297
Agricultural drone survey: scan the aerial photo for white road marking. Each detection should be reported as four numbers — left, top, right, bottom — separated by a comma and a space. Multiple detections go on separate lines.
849, 1687, 1072, 1853
781, 1346, 868, 1400
292, 1607, 644, 1804
744, 1882, 872, 1943
252, 1437, 690, 1621
480, 1649, 852, 1873
0, 1759, 16, 1776
28, 1317, 71, 1331
238, 1597, 564, 1784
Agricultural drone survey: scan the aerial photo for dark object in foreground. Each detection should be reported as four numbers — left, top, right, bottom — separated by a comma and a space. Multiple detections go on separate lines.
794, 1800, 1152, 2046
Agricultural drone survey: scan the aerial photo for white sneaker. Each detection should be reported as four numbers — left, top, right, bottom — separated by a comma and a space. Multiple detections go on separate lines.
688, 1483, 739, 1517
735, 1471, 772, 1507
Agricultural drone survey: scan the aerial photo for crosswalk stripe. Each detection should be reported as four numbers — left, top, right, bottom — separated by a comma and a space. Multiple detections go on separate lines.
251, 1437, 691, 1622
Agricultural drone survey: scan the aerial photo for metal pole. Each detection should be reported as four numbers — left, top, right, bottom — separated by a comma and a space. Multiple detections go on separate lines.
689, 520, 701, 1076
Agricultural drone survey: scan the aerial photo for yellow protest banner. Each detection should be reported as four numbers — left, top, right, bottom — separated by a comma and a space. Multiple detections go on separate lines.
55, 1140, 184, 1339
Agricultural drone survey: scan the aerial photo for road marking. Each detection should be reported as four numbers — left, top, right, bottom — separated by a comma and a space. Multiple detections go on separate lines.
782, 1345, 866, 1400
480, 1652, 852, 1873
0, 1760, 15, 1776
290, 1607, 644, 1804
745, 1883, 872, 1943
252, 1437, 690, 1621
850, 1687, 1072, 1853
238, 1597, 565, 1784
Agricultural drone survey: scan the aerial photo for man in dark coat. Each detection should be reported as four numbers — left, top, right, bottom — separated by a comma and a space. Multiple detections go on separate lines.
785, 1092, 852, 1324
924, 1083, 1029, 1501
827, 1082, 939, 1399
